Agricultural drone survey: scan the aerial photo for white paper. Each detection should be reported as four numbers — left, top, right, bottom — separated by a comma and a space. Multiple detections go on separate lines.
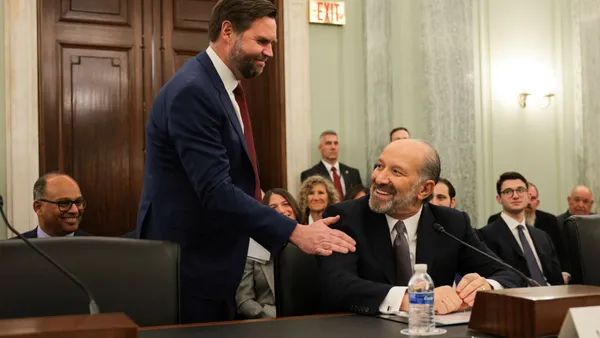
247, 238, 271, 264
380, 310, 471, 326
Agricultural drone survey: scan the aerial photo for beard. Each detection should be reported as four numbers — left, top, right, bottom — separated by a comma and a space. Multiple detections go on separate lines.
525, 208, 536, 226
369, 181, 420, 215
229, 37, 267, 79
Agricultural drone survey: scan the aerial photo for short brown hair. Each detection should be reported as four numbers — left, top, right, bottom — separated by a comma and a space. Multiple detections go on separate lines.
208, 0, 277, 42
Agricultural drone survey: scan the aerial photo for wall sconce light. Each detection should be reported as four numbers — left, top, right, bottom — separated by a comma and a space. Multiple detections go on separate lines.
518, 92, 530, 108
541, 92, 555, 108
517, 91, 556, 108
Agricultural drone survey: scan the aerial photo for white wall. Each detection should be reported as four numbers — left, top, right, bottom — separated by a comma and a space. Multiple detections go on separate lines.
308, 0, 367, 183
476, 0, 576, 218
306, 0, 580, 223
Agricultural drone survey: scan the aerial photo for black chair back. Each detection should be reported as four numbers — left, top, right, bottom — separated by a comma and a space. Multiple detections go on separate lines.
275, 243, 322, 317
0, 237, 180, 326
564, 215, 600, 285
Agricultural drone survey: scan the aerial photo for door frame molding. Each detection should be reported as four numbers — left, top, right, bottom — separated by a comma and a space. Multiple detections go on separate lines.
3, 0, 39, 235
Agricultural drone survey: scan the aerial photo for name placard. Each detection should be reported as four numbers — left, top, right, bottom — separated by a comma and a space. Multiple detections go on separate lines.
309, 1, 345, 26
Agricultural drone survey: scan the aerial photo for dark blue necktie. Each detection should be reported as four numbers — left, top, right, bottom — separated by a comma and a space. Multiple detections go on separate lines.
517, 225, 546, 286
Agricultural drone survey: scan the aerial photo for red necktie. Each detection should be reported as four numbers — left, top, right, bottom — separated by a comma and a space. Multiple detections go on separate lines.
331, 167, 344, 199
233, 84, 262, 201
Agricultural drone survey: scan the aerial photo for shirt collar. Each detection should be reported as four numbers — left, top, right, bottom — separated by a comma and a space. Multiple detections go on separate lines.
385, 205, 423, 240
37, 226, 75, 238
501, 212, 525, 231
206, 46, 239, 94
321, 160, 340, 173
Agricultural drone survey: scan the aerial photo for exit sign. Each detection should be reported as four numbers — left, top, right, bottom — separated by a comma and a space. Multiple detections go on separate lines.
309, 1, 345, 25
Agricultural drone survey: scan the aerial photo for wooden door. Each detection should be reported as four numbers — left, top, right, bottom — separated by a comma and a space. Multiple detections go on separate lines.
157, 0, 288, 191
38, 0, 151, 236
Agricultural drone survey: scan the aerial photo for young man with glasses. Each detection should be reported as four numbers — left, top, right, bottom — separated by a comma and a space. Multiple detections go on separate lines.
478, 172, 563, 286
18, 172, 89, 238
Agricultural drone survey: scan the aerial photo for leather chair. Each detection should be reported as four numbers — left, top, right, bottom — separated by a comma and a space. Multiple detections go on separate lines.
275, 243, 323, 317
0, 237, 180, 326
563, 215, 600, 285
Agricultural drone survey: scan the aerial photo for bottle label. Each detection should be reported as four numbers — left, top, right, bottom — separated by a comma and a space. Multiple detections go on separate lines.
409, 292, 434, 305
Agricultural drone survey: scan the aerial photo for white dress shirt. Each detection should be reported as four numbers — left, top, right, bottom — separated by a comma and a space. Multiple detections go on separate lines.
37, 226, 74, 238
500, 212, 547, 284
320, 160, 346, 196
379, 206, 502, 313
205, 46, 244, 133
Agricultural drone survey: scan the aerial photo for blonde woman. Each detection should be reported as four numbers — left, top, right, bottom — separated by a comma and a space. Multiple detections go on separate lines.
298, 175, 341, 224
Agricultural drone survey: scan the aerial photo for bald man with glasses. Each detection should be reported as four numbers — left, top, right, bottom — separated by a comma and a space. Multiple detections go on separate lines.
16, 172, 89, 239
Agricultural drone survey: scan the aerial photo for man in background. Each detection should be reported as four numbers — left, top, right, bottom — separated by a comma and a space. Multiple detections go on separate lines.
557, 185, 594, 227
18, 172, 89, 238
389, 127, 410, 142
430, 178, 456, 208
487, 182, 565, 274
301, 130, 362, 199
556, 185, 594, 275
479, 172, 563, 286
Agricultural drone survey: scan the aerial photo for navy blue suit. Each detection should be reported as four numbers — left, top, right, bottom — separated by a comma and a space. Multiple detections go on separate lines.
137, 51, 297, 323
16, 227, 89, 238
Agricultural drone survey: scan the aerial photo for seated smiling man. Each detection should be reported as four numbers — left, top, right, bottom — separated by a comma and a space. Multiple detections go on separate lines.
18, 172, 89, 238
318, 139, 524, 315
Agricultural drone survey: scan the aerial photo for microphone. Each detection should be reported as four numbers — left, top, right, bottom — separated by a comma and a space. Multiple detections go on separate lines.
432, 223, 541, 287
0, 195, 100, 314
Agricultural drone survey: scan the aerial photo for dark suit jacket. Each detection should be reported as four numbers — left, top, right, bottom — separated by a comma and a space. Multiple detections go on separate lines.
488, 210, 566, 272
478, 218, 563, 286
317, 197, 524, 315
300, 162, 362, 198
17, 227, 89, 238
136, 51, 297, 322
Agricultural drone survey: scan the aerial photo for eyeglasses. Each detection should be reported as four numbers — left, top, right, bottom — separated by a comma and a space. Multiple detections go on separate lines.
501, 187, 528, 197
37, 198, 87, 212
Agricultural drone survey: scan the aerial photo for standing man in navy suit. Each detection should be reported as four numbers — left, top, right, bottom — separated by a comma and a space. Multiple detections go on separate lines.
137, 0, 356, 324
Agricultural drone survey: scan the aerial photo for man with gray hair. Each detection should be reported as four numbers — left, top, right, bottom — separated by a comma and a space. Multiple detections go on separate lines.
17, 172, 89, 238
301, 130, 362, 199
318, 139, 523, 316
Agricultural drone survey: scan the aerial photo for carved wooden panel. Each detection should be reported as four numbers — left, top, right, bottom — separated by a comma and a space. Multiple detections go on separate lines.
156, 0, 215, 84
173, 0, 215, 30
60, 0, 130, 26
39, 0, 146, 236
59, 48, 140, 236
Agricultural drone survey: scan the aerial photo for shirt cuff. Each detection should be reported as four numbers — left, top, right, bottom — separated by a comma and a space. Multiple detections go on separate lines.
379, 286, 407, 314
487, 279, 503, 290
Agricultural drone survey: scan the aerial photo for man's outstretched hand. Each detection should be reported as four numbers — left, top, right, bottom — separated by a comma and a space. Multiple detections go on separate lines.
289, 215, 356, 256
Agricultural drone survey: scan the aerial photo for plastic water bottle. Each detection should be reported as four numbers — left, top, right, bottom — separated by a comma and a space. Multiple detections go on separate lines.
408, 264, 435, 334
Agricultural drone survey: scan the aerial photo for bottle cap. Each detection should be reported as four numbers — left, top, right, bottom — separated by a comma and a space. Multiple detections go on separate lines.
414, 264, 427, 272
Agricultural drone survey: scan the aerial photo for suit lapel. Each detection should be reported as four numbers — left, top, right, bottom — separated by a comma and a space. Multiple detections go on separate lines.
339, 164, 352, 192
363, 208, 395, 284
261, 261, 275, 295
197, 52, 249, 157
496, 219, 525, 258
415, 204, 436, 271
315, 162, 330, 177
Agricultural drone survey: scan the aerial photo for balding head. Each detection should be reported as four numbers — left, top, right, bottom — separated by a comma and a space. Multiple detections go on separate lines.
33, 172, 85, 236
568, 185, 594, 215
369, 139, 440, 219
